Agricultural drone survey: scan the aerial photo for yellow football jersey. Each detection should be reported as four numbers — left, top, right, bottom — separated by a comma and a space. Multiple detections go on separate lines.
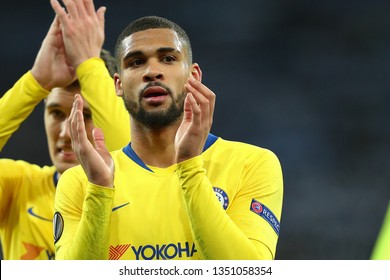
54, 134, 283, 260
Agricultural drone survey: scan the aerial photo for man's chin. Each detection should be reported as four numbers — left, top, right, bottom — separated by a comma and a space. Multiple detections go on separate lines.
54, 161, 79, 175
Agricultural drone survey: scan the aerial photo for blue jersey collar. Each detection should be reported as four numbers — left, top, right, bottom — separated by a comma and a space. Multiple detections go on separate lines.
123, 133, 218, 172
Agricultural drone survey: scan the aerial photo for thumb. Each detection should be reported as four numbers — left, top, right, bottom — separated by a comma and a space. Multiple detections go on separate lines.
92, 127, 114, 168
92, 127, 106, 152
48, 15, 60, 35
92, 127, 109, 155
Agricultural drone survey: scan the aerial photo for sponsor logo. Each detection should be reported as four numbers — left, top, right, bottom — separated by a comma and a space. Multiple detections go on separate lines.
213, 187, 229, 210
53, 212, 64, 244
27, 207, 52, 222
109, 242, 197, 260
250, 199, 280, 235
110, 244, 131, 260
112, 202, 130, 212
131, 242, 197, 260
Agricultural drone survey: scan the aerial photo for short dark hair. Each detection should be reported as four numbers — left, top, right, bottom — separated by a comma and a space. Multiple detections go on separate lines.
100, 48, 118, 76
114, 16, 192, 70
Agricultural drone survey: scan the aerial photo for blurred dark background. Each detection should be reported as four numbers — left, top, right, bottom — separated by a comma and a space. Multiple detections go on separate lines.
1, 0, 390, 259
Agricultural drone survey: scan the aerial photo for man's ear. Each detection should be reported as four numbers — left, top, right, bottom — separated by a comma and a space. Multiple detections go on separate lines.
190, 63, 202, 82
114, 73, 123, 97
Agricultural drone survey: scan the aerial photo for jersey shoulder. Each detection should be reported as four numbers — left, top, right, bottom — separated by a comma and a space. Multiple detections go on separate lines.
0, 158, 56, 177
208, 137, 281, 164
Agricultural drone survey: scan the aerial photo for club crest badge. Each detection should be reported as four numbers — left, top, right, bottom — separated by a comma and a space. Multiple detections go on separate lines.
213, 187, 229, 210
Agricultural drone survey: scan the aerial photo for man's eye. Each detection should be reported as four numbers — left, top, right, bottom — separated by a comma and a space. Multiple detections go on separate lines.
50, 110, 66, 120
129, 59, 144, 67
162, 56, 176, 63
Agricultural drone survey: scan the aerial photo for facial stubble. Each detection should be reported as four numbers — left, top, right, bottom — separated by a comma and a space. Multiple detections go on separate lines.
123, 84, 187, 129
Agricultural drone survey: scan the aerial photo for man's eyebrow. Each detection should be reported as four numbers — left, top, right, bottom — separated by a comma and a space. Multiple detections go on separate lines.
45, 102, 91, 113
122, 50, 144, 62
45, 102, 62, 109
122, 47, 182, 61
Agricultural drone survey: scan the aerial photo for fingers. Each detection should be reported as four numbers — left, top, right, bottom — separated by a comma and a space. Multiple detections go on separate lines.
50, 0, 69, 25
72, 0, 97, 19
52, 0, 104, 22
83, 0, 97, 17
68, 94, 77, 142
51, 0, 105, 54
68, 97, 114, 187
96, 6, 106, 31
51, 0, 97, 24
189, 77, 216, 117
185, 77, 215, 127
68, 94, 87, 151
75, 102, 86, 144
184, 93, 201, 127
62, 0, 79, 19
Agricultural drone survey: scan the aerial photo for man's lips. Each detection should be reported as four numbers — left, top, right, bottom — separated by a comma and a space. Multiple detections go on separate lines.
143, 86, 168, 98
57, 147, 77, 161
143, 86, 169, 104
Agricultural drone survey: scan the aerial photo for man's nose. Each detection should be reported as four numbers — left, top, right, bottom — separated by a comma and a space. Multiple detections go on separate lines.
59, 119, 71, 138
142, 61, 164, 82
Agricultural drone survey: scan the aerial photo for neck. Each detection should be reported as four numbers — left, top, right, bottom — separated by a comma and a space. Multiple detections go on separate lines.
130, 119, 181, 168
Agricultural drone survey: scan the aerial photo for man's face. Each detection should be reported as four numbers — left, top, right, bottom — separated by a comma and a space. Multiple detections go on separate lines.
44, 87, 94, 175
115, 28, 192, 129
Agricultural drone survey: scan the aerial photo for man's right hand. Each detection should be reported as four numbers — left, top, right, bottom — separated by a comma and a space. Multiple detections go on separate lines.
50, 0, 106, 69
31, 16, 76, 91
69, 94, 115, 188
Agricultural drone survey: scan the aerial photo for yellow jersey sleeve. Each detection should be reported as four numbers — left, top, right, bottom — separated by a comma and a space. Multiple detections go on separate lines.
0, 72, 49, 151
76, 58, 130, 152
54, 166, 114, 260
177, 147, 283, 260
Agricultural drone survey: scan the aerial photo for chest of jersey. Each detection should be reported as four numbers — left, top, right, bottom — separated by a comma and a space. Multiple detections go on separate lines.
109, 163, 197, 260
105, 143, 248, 260
1, 167, 55, 260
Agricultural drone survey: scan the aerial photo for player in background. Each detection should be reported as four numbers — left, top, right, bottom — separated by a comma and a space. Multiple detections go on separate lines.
0, 1, 129, 259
